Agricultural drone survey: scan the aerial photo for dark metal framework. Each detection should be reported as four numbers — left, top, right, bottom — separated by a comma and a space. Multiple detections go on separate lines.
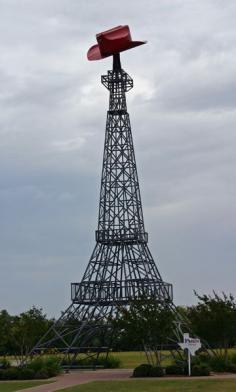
31, 54, 177, 364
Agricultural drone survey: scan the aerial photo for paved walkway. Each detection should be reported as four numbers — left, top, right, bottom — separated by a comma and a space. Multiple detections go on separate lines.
17, 369, 236, 392
17, 369, 132, 392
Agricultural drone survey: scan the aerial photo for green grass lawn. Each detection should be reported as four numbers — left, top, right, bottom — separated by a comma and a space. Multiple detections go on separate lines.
113, 351, 173, 368
114, 351, 148, 368
58, 379, 236, 392
0, 380, 51, 392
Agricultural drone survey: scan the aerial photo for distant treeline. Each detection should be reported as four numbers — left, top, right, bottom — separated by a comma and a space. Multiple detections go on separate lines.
1, 291, 236, 358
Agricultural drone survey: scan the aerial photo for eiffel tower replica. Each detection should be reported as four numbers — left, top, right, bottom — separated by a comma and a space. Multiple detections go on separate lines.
31, 26, 181, 365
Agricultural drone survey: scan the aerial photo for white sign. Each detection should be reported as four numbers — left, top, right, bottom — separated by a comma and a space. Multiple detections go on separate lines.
178, 333, 201, 376
179, 333, 201, 355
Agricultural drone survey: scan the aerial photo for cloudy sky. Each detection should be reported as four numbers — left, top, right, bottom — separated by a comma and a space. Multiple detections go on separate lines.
0, 0, 236, 317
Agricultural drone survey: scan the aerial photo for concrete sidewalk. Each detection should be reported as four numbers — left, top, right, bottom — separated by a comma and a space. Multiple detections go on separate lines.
17, 369, 133, 392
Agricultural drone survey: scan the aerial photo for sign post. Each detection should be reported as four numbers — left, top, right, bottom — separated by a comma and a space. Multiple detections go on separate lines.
178, 333, 201, 376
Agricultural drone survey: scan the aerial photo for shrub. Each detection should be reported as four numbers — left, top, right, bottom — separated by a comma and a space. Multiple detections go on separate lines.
35, 368, 50, 379
229, 352, 236, 365
224, 363, 236, 373
197, 351, 210, 364
18, 368, 35, 380
2, 367, 20, 380
0, 367, 36, 380
165, 364, 185, 375
100, 355, 121, 369
209, 356, 231, 372
192, 364, 210, 376
191, 356, 201, 366
27, 356, 61, 377
133, 364, 153, 377
209, 354, 236, 373
0, 357, 61, 380
27, 358, 44, 373
0, 369, 5, 380
150, 366, 164, 377
43, 356, 61, 376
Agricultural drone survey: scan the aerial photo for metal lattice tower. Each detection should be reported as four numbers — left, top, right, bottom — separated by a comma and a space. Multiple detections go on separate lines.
31, 53, 174, 364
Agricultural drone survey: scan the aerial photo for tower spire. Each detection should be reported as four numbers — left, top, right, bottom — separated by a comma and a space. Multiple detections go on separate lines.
96, 54, 147, 245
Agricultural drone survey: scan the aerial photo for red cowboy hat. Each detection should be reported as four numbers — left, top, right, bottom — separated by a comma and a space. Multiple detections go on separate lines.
87, 25, 146, 61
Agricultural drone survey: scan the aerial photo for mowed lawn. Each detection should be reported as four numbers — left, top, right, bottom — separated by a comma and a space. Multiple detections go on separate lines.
114, 351, 148, 368
0, 380, 51, 392
113, 351, 173, 368
58, 379, 236, 392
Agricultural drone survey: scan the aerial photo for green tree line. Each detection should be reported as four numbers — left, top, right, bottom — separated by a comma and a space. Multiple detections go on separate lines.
1, 292, 236, 358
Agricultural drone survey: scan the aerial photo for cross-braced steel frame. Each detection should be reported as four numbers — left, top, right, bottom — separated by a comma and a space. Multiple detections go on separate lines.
30, 54, 184, 366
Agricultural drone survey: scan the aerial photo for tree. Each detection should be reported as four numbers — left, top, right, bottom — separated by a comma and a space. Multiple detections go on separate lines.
11, 306, 53, 360
187, 291, 236, 357
112, 296, 175, 354
0, 310, 14, 356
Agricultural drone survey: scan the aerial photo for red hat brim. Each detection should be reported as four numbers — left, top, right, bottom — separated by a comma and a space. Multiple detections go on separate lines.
87, 40, 146, 61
